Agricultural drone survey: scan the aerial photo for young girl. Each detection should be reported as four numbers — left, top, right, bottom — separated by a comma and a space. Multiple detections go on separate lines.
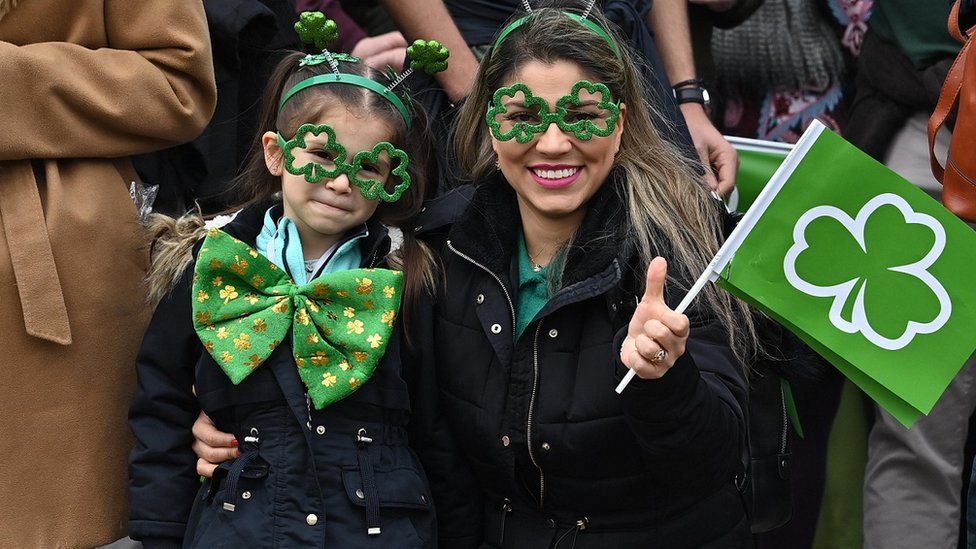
128, 17, 443, 548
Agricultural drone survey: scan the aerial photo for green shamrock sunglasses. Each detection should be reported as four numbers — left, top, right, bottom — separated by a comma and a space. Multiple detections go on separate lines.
276, 123, 411, 203
485, 80, 621, 143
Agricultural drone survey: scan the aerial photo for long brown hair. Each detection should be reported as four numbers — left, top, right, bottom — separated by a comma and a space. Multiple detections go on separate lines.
228, 52, 439, 314
454, 3, 759, 365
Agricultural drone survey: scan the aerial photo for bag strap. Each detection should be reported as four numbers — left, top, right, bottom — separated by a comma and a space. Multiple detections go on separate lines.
927, 0, 974, 183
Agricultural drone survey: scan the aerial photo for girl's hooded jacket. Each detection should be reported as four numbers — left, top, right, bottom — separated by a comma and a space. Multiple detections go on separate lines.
128, 204, 435, 549
407, 172, 752, 549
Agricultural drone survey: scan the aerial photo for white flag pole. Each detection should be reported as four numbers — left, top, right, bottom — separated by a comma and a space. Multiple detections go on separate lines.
615, 121, 828, 394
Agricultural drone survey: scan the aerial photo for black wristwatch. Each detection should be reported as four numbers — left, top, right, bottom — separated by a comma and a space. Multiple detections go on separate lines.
672, 78, 710, 108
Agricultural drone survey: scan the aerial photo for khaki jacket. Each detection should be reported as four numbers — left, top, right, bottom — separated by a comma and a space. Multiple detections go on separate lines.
0, 1, 215, 547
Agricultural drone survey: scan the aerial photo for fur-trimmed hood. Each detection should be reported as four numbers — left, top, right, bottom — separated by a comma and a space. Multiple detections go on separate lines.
144, 211, 210, 306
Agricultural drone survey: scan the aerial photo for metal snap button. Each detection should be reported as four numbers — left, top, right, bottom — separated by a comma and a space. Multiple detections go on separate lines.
547, 518, 556, 528
356, 489, 365, 500
541, 442, 550, 451
241, 491, 251, 500
491, 324, 502, 334
421, 494, 428, 504
501, 435, 510, 447
476, 294, 485, 304
548, 329, 558, 338
306, 513, 318, 526
315, 425, 326, 435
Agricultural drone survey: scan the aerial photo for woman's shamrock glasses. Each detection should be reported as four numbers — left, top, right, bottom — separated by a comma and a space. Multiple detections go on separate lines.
277, 123, 411, 203
485, 80, 621, 143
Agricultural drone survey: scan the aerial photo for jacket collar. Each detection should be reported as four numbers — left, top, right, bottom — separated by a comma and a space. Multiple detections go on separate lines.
448, 167, 632, 289
221, 201, 391, 270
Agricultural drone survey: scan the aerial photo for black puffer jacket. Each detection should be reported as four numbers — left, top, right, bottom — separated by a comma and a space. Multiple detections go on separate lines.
407, 174, 752, 549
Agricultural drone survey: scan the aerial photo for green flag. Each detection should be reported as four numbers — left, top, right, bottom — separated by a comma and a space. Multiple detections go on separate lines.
714, 121, 976, 427
725, 136, 791, 213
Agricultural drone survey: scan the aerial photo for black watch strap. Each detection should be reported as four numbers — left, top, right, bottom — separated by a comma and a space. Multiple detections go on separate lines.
673, 86, 710, 106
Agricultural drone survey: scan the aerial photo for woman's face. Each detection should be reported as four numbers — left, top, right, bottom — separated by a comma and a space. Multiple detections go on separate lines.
490, 59, 625, 225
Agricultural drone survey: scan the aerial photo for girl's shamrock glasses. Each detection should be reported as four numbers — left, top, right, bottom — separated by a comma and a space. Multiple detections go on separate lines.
277, 123, 411, 203
485, 80, 621, 143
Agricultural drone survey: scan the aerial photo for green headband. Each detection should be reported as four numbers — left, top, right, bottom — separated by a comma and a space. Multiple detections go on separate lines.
278, 73, 413, 129
492, 12, 622, 59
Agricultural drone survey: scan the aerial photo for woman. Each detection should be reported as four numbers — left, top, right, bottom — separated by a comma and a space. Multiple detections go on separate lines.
193, 4, 759, 547
406, 5, 758, 548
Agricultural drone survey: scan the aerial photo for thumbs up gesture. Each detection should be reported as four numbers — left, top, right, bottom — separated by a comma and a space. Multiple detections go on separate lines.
620, 257, 691, 379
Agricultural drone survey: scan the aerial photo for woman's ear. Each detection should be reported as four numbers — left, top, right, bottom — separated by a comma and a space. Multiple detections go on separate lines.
262, 131, 283, 176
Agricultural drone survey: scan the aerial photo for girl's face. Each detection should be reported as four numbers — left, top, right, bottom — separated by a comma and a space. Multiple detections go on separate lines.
490, 59, 625, 225
263, 103, 395, 252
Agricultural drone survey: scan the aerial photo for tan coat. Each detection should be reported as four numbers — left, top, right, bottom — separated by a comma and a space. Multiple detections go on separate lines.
0, 1, 215, 547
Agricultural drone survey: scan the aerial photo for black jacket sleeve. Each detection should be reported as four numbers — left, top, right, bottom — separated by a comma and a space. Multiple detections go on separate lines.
128, 264, 203, 547
612, 317, 747, 498
404, 292, 486, 549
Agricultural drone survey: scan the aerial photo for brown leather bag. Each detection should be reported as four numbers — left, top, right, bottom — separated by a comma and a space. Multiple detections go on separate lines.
929, 0, 976, 222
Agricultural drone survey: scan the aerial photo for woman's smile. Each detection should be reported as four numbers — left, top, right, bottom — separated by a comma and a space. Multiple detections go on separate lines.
528, 164, 583, 188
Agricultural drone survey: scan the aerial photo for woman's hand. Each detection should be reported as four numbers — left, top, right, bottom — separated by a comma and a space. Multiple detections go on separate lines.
191, 410, 238, 477
619, 257, 691, 379
351, 31, 408, 72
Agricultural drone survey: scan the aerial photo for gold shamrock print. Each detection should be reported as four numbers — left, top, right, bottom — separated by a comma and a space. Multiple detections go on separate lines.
353, 351, 369, 363
347, 320, 365, 335
313, 283, 331, 298
367, 334, 383, 349
197, 290, 210, 302
363, 300, 374, 310
219, 285, 239, 303
249, 249, 259, 258
322, 372, 338, 387
307, 301, 320, 313
209, 259, 222, 270
296, 308, 311, 326
306, 333, 320, 344
272, 299, 289, 314
383, 286, 396, 298
311, 351, 329, 366
204, 341, 215, 353
336, 290, 349, 298
349, 377, 361, 388
296, 357, 307, 367
244, 293, 260, 305
220, 350, 234, 364
230, 256, 248, 275
339, 360, 351, 371
343, 307, 356, 318
234, 333, 251, 350
253, 318, 268, 332
381, 310, 395, 326
355, 277, 373, 295
251, 274, 265, 287
327, 311, 339, 322
212, 276, 223, 287
216, 327, 229, 339
247, 355, 262, 369
195, 310, 213, 327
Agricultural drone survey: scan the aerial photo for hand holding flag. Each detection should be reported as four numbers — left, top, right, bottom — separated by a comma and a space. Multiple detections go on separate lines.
619, 257, 691, 381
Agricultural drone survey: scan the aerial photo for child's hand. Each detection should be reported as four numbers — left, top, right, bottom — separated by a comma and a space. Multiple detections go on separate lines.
192, 410, 239, 477
619, 258, 690, 379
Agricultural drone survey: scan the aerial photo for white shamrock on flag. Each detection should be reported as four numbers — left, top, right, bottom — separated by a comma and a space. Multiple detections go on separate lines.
784, 193, 951, 351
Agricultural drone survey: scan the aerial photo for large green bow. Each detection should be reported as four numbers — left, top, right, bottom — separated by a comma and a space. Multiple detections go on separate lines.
191, 229, 403, 409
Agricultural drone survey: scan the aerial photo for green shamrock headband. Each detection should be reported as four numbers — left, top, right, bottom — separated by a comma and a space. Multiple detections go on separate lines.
492, 6, 622, 60
486, 80, 621, 142
276, 123, 411, 203
279, 12, 451, 130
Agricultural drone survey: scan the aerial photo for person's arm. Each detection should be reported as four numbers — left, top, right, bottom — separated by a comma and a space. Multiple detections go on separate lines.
378, 0, 479, 102
129, 266, 205, 549
646, 0, 738, 196
0, 0, 215, 162
616, 259, 746, 495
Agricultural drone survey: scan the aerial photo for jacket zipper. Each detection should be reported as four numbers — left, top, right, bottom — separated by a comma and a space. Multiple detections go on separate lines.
527, 323, 545, 505
446, 240, 516, 330
448, 240, 546, 502
779, 382, 788, 454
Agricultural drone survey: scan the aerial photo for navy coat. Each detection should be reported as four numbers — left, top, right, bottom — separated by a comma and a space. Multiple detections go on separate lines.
128, 205, 436, 549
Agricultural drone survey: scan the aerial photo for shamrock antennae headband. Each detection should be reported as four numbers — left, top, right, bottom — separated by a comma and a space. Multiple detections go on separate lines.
492, 11, 622, 59
279, 12, 451, 130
